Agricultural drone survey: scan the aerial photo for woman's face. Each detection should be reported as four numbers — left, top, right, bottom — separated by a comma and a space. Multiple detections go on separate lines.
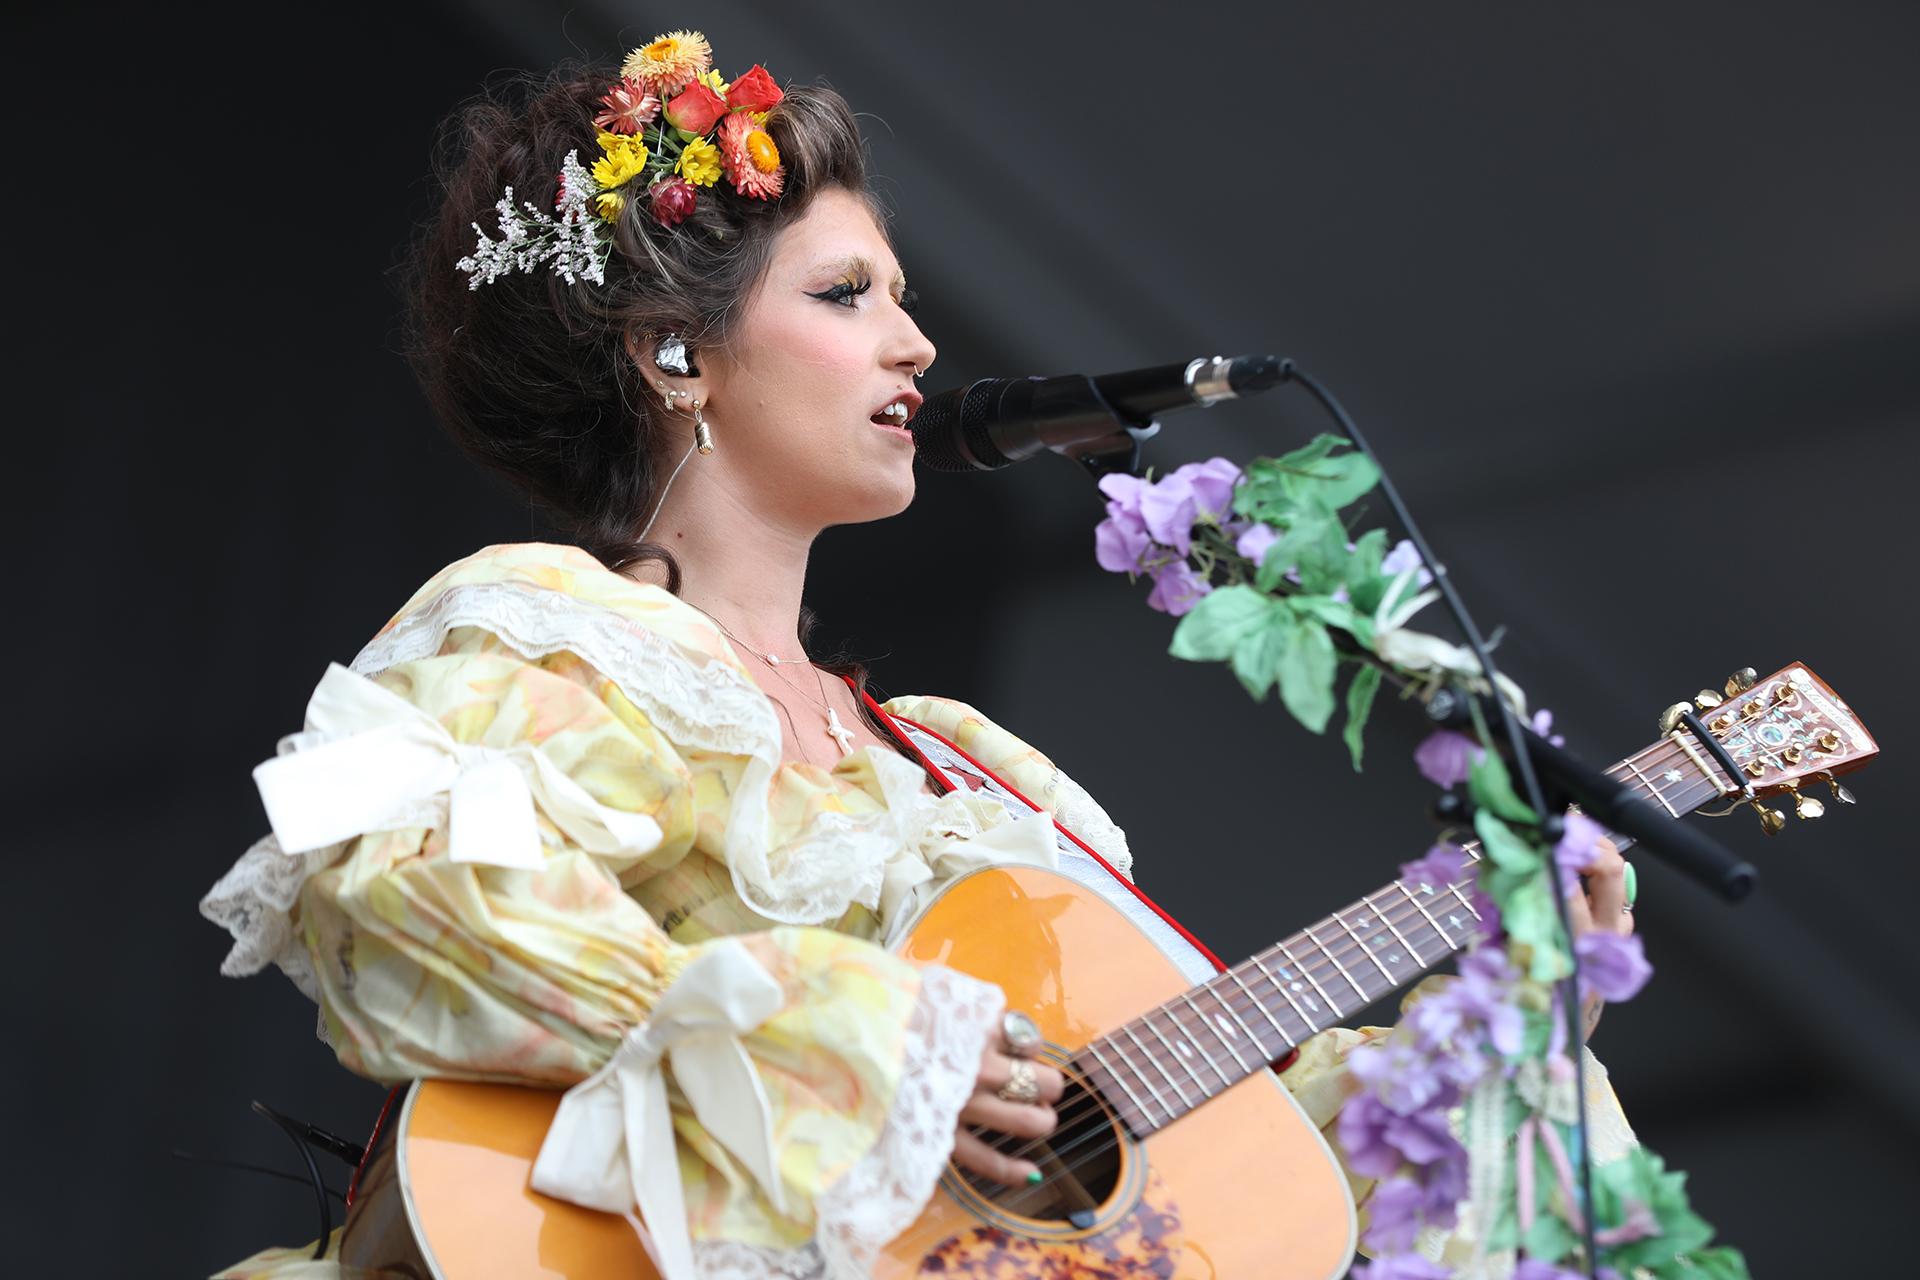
690, 186, 938, 532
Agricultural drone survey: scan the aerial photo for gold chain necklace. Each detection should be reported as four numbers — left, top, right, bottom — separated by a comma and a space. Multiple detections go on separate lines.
691, 605, 857, 759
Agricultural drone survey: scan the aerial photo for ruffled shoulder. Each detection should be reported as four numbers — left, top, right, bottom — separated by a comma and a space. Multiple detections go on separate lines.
879, 694, 1134, 880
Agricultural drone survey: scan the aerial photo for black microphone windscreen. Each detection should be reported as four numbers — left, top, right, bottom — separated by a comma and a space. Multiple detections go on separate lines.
907, 381, 1015, 472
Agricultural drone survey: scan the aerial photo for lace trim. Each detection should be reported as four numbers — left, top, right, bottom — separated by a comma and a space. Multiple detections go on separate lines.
1045, 768, 1133, 880
198, 831, 341, 1042
689, 964, 1004, 1279
350, 581, 1027, 928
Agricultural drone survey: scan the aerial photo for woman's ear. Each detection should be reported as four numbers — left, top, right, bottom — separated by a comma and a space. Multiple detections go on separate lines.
628, 329, 707, 407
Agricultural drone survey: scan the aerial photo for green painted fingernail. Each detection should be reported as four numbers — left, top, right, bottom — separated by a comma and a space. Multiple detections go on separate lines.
1026, 1170, 1043, 1185
1623, 861, 1639, 908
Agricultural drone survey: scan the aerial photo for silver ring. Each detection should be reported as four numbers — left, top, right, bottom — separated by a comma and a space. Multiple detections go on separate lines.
996, 1058, 1041, 1105
1001, 1010, 1042, 1058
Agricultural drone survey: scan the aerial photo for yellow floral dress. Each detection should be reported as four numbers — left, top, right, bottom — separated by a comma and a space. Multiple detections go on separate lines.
201, 541, 1633, 1277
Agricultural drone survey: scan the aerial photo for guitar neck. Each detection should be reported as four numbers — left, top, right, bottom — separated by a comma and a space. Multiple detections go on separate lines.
1073, 729, 1730, 1138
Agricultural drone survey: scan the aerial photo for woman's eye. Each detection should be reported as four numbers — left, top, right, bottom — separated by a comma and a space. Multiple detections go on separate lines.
898, 288, 919, 316
814, 277, 872, 308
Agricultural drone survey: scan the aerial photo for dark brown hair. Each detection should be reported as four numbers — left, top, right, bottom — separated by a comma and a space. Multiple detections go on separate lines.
401, 62, 902, 719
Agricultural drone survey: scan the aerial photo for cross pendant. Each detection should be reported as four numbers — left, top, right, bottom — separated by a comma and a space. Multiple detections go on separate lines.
825, 707, 856, 755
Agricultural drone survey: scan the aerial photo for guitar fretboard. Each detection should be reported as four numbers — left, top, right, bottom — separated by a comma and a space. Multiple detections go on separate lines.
1073, 729, 1733, 1137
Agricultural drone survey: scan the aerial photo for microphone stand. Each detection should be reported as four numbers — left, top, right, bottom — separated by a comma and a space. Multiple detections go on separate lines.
1082, 358, 1757, 1278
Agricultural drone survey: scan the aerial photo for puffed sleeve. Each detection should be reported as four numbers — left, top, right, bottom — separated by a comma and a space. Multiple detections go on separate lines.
1277, 976, 1639, 1268
201, 646, 1005, 1279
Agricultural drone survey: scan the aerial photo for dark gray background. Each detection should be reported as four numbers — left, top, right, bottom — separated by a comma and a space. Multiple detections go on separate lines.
9, 2, 1916, 1273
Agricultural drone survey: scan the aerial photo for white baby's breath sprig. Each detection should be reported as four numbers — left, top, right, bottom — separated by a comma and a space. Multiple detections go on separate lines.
455, 149, 611, 290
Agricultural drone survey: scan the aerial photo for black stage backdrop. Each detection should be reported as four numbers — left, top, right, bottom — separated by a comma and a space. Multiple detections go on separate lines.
8, 2, 1917, 1274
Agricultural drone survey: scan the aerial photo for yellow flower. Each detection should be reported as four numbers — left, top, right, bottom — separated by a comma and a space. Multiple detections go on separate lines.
592, 139, 649, 190
622, 29, 712, 96
595, 190, 626, 222
677, 136, 723, 187
699, 68, 730, 95
746, 129, 781, 173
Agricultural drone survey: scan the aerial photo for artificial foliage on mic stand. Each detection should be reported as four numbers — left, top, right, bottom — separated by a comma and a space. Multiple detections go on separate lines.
1093, 435, 1749, 1280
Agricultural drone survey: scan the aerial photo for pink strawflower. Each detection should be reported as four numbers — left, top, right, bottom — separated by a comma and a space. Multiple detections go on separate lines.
717, 111, 785, 200
594, 78, 661, 134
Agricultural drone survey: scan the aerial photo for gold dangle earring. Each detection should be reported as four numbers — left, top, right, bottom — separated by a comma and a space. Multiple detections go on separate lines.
693, 399, 713, 455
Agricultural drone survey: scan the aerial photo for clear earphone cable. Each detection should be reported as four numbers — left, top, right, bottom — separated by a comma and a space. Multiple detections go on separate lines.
638, 437, 698, 542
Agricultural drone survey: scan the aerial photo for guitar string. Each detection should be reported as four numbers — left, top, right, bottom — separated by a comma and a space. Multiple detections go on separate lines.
973, 740, 1730, 1173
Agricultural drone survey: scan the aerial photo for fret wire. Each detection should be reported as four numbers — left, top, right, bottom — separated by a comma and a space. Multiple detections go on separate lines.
1396, 879, 1458, 949
1228, 962, 1302, 1040
1363, 889, 1427, 971
1175, 990, 1236, 1082
1302, 927, 1368, 1003
1335, 909, 1396, 983
1143, 1011, 1215, 1099
1120, 1024, 1189, 1110
1083, 1039, 1161, 1129
1271, 943, 1343, 1019
1666, 730, 1738, 796
1442, 882, 1483, 921
1212, 976, 1284, 1058
1619, 755, 1682, 817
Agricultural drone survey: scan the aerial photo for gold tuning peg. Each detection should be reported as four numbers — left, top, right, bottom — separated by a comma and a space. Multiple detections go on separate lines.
1659, 702, 1693, 734
1724, 668, 1758, 697
1694, 688, 1724, 710
1788, 784, 1824, 820
1749, 800, 1787, 835
1820, 770, 1857, 805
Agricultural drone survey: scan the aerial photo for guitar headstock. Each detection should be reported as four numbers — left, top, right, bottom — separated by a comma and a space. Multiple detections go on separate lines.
1661, 663, 1876, 832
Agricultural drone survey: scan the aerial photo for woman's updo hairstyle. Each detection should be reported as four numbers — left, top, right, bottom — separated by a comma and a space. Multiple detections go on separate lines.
402, 62, 889, 585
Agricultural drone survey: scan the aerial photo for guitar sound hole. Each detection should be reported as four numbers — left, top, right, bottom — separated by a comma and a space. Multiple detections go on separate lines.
957, 1075, 1126, 1225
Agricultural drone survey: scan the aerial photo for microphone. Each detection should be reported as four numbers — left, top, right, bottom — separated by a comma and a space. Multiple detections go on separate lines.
909, 354, 1290, 473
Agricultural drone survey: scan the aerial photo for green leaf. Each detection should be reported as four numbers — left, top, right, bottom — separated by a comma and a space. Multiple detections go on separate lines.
1275, 615, 1338, 732
1168, 586, 1271, 663
1230, 603, 1295, 702
1342, 664, 1382, 770
1521, 1205, 1577, 1264
1505, 872, 1570, 982
1469, 746, 1538, 823
1272, 432, 1346, 472
1671, 1246, 1751, 1280
1596, 1148, 1717, 1273
1292, 594, 1375, 648
1291, 451, 1381, 509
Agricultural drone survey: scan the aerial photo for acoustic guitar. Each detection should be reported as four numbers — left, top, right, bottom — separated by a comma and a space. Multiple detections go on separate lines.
353, 663, 1873, 1278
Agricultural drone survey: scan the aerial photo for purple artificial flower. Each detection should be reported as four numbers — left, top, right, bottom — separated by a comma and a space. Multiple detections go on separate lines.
1380, 538, 1436, 588
1553, 809, 1608, 895
1236, 521, 1279, 564
1138, 457, 1242, 555
1514, 1264, 1622, 1280
1145, 560, 1212, 616
1352, 1255, 1453, 1280
1362, 1176, 1427, 1254
1530, 706, 1567, 747
1338, 1092, 1466, 1178
1417, 1149, 1468, 1224
1349, 1041, 1460, 1117
1094, 513, 1153, 574
1414, 729, 1481, 789
1095, 474, 1156, 574
1452, 948, 1526, 1057
1575, 930, 1652, 1004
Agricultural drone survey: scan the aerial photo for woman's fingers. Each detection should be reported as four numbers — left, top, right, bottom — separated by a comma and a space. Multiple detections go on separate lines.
952, 1127, 1041, 1185
975, 1047, 1065, 1104
959, 1092, 1057, 1139
1579, 837, 1631, 936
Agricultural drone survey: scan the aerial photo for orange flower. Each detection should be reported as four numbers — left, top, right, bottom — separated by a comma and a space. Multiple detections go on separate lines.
663, 81, 729, 135
724, 64, 784, 114
717, 112, 785, 200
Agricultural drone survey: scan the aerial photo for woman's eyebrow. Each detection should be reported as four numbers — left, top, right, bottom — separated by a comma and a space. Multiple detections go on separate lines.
814, 253, 907, 291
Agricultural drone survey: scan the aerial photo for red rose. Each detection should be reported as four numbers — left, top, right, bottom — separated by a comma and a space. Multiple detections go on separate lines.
663, 82, 728, 135
650, 177, 698, 228
725, 65, 784, 115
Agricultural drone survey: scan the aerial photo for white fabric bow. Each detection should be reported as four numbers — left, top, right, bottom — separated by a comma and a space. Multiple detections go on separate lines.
530, 941, 789, 1280
252, 661, 664, 870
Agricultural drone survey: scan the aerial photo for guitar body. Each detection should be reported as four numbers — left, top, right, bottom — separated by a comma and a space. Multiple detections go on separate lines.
384, 866, 1357, 1278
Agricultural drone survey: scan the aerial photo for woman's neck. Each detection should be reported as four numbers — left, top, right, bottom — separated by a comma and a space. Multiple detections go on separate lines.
627, 469, 818, 662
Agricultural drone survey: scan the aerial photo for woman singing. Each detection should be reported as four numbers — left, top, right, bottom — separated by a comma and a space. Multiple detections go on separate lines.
203, 29, 1636, 1278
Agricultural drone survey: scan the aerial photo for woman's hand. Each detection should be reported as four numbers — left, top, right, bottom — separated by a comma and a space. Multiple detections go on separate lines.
1568, 835, 1634, 1036
950, 1041, 1064, 1185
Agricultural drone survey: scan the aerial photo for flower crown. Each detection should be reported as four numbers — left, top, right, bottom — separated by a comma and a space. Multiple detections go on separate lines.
456, 29, 789, 290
